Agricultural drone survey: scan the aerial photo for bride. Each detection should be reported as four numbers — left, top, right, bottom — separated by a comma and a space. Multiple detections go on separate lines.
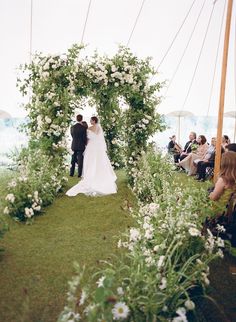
66, 116, 117, 196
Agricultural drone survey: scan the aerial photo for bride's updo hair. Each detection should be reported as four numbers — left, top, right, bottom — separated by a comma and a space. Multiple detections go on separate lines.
91, 116, 98, 123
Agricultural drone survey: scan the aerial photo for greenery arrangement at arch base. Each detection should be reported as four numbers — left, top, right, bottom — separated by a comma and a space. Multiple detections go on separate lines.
3, 44, 165, 222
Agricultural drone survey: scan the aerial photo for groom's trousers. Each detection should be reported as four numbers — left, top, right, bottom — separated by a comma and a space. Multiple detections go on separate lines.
70, 150, 84, 177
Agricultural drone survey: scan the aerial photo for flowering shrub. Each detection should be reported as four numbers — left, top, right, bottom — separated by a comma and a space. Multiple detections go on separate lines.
3, 148, 68, 221
132, 146, 174, 203
58, 149, 223, 321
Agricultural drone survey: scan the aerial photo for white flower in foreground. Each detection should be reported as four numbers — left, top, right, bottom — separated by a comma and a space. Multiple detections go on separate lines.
25, 207, 34, 217
19, 176, 28, 182
217, 249, 224, 258
5, 193, 15, 203
159, 277, 167, 290
162, 305, 168, 312
172, 307, 187, 322
3, 207, 9, 215
73, 313, 81, 321
216, 224, 226, 233
79, 290, 87, 306
45, 116, 52, 124
153, 245, 160, 252
196, 258, 203, 265
112, 302, 130, 320
96, 276, 105, 287
117, 239, 122, 248
33, 205, 41, 212
8, 180, 17, 188
188, 227, 201, 237
24, 207, 34, 218
157, 255, 165, 268
129, 228, 141, 242
216, 237, 224, 248
201, 272, 210, 286
145, 256, 155, 266
117, 287, 124, 296
144, 229, 153, 240
34, 191, 39, 199
184, 299, 195, 310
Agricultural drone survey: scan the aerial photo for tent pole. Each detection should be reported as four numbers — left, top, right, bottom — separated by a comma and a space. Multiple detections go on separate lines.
214, 0, 234, 183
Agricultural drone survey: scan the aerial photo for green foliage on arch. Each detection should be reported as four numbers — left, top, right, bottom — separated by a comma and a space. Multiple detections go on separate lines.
4, 44, 165, 221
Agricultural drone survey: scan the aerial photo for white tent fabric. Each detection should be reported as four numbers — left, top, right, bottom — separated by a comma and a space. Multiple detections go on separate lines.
0, 0, 235, 118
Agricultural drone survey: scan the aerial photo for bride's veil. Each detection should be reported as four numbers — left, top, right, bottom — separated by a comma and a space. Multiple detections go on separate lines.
95, 123, 107, 152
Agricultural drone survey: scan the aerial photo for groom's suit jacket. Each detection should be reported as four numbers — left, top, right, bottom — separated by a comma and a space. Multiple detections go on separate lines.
70, 123, 87, 151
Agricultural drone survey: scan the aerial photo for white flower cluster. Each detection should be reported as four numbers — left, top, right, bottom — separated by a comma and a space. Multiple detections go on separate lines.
5, 193, 15, 203
112, 302, 130, 320
24, 191, 42, 218
52, 138, 68, 150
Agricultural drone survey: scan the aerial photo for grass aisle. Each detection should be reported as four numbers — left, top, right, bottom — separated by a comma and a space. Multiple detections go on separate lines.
0, 170, 135, 322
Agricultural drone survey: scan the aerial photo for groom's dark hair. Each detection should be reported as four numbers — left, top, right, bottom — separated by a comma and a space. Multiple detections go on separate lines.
76, 114, 83, 122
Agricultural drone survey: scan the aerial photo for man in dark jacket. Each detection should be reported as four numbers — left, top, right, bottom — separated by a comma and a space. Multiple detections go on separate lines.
179, 131, 197, 161
70, 114, 87, 177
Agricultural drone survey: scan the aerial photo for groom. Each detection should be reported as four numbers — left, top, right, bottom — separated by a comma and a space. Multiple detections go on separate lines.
69, 114, 87, 177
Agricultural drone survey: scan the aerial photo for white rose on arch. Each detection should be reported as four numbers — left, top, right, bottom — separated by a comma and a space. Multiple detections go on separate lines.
45, 116, 52, 124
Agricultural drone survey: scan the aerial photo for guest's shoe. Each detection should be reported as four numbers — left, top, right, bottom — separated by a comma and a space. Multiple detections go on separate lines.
69, 174, 74, 177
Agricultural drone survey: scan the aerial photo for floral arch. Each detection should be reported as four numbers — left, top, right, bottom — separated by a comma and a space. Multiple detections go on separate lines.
5, 45, 164, 221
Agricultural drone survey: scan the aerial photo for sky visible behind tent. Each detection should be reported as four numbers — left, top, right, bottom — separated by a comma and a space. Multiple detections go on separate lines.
0, 0, 235, 118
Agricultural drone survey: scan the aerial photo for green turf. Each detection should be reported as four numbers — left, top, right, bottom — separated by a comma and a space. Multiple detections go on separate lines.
0, 170, 136, 322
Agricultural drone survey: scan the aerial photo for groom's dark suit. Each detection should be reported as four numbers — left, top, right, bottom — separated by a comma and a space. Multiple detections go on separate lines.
70, 122, 87, 177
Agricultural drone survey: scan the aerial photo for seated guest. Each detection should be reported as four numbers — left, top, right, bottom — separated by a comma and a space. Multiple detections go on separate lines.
205, 152, 236, 247
167, 135, 182, 163
225, 143, 236, 152
178, 135, 208, 175
222, 135, 230, 151
195, 137, 216, 181
179, 131, 197, 161
197, 140, 234, 182
209, 151, 236, 201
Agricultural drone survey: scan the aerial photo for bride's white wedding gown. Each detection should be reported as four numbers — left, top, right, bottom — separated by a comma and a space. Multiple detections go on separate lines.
66, 125, 117, 197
